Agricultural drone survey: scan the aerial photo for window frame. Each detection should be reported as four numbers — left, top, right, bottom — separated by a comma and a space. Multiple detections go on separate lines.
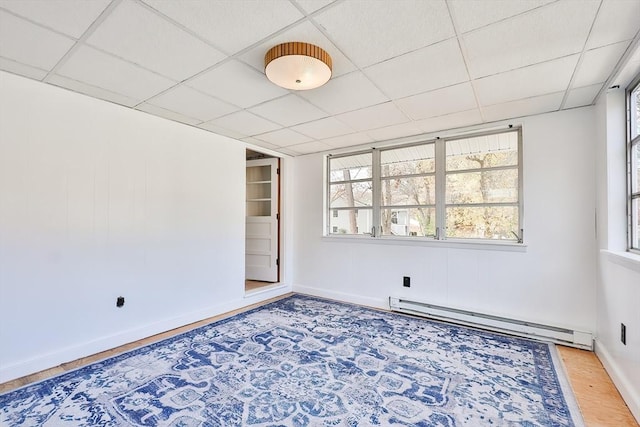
326, 149, 374, 236
325, 127, 524, 244
627, 74, 640, 253
379, 141, 437, 238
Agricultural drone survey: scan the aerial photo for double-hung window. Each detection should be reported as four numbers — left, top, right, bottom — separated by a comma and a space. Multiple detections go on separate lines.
628, 76, 640, 251
327, 128, 523, 242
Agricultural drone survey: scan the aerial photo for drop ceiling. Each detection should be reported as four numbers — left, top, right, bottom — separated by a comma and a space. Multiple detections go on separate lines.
1, 0, 639, 156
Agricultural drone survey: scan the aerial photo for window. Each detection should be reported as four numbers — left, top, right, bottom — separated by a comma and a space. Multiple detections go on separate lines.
327, 128, 523, 242
628, 76, 640, 251
381, 144, 435, 237
328, 152, 373, 235
445, 133, 520, 239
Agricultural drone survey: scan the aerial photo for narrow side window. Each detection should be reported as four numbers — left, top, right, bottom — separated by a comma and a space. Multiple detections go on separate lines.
628, 78, 640, 251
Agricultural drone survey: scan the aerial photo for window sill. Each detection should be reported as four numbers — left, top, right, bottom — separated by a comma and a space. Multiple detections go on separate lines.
322, 235, 527, 252
602, 249, 640, 273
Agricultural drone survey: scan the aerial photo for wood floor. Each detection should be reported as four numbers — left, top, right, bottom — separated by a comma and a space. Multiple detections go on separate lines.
557, 346, 638, 426
1, 295, 637, 426
245, 279, 278, 292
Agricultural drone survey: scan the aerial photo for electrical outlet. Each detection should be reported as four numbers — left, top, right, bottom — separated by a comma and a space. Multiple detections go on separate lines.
621, 323, 626, 345
116, 296, 125, 308
403, 276, 410, 287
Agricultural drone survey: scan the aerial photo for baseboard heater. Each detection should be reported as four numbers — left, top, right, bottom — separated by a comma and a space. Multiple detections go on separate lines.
389, 297, 593, 350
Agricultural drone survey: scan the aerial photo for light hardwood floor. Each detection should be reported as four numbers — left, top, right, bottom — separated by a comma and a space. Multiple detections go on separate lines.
557, 346, 638, 426
245, 279, 278, 292
1, 295, 637, 426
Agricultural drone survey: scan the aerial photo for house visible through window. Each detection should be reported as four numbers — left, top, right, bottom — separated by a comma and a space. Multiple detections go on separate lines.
380, 144, 435, 237
327, 128, 523, 242
328, 152, 373, 235
628, 75, 640, 252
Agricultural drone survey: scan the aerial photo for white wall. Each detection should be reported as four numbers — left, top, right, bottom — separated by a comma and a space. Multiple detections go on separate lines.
594, 88, 640, 421
0, 71, 289, 383
293, 107, 598, 335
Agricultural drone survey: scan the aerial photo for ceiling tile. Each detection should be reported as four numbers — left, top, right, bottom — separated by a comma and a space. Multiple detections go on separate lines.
0, 0, 110, 38
142, 0, 303, 54
587, 0, 640, 49
242, 137, 280, 151
396, 83, 477, 121
336, 102, 409, 132
365, 38, 468, 100
0, 57, 47, 80
87, 0, 225, 81
0, 11, 75, 70
314, 0, 454, 68
291, 116, 353, 139
1, 0, 632, 159
47, 74, 139, 107
448, 0, 553, 34
135, 102, 202, 125
286, 140, 331, 154
321, 132, 374, 149
274, 146, 301, 156
254, 128, 313, 147
563, 84, 602, 109
482, 92, 563, 122
187, 60, 288, 108
367, 122, 423, 142
298, 71, 388, 115
147, 85, 237, 122
206, 111, 281, 136
572, 41, 631, 88
56, 45, 176, 101
474, 55, 579, 106
294, 0, 336, 14
197, 121, 246, 139
415, 109, 483, 134
239, 20, 356, 78
249, 94, 328, 127
463, 0, 599, 78
612, 41, 640, 87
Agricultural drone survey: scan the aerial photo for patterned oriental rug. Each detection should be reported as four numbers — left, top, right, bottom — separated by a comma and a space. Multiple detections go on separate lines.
1, 294, 584, 426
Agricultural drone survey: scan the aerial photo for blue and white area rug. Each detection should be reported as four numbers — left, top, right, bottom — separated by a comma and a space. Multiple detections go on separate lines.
1, 294, 583, 426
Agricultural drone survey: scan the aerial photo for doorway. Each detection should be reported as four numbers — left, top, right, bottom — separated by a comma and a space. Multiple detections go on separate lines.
245, 149, 280, 292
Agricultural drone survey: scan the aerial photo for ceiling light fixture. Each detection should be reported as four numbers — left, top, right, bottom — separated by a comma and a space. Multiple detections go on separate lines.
264, 42, 332, 90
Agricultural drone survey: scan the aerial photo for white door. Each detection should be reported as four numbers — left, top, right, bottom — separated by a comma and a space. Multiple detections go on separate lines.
246, 158, 278, 282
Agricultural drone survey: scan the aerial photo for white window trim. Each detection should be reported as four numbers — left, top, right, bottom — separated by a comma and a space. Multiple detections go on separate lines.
627, 74, 640, 254
321, 234, 527, 252
603, 249, 640, 273
325, 127, 524, 247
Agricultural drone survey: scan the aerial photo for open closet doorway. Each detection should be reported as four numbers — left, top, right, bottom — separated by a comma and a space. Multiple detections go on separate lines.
245, 149, 280, 293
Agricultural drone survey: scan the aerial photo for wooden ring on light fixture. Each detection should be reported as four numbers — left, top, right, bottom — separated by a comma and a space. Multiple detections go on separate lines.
264, 42, 333, 71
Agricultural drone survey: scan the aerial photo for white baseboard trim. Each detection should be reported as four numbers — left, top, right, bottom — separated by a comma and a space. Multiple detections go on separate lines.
595, 340, 640, 423
0, 287, 292, 384
292, 284, 388, 310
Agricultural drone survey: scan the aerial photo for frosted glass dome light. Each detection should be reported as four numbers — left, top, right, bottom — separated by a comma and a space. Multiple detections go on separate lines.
265, 42, 332, 91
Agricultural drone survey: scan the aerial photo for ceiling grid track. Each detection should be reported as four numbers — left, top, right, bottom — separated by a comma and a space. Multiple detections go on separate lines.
444, 0, 486, 123
0, 0, 638, 155
558, 0, 604, 110
43, 0, 124, 83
